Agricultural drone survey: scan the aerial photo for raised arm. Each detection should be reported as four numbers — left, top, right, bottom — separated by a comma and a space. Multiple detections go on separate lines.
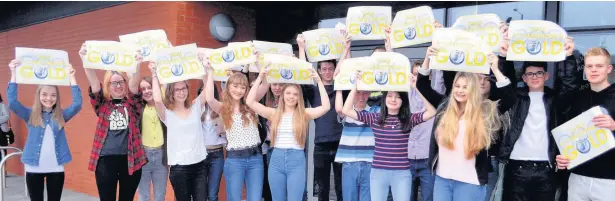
297, 34, 307, 62
128, 51, 144, 94
246, 70, 275, 119
205, 65, 222, 114
335, 90, 345, 118
148, 62, 168, 121
196, 60, 211, 107
417, 46, 445, 106
7, 59, 32, 121
487, 54, 516, 113
341, 73, 360, 121
63, 65, 83, 122
79, 43, 101, 93
306, 69, 330, 119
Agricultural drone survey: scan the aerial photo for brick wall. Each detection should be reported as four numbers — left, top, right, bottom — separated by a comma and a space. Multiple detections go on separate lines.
0, 1, 255, 200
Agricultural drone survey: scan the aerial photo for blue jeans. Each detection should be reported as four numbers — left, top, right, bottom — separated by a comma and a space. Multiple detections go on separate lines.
370, 168, 412, 201
138, 148, 168, 201
409, 159, 435, 201
342, 162, 371, 201
434, 175, 486, 201
268, 148, 306, 201
224, 152, 264, 201
485, 158, 499, 201
205, 149, 225, 201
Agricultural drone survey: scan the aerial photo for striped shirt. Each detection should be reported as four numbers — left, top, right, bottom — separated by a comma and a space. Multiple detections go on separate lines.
334, 105, 380, 163
357, 111, 425, 170
273, 114, 303, 149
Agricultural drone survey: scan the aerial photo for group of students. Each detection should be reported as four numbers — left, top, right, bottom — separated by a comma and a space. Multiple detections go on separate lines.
2, 19, 615, 201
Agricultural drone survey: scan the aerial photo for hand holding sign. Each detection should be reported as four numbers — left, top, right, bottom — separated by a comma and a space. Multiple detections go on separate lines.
556, 155, 570, 170
566, 36, 575, 57
593, 114, 615, 131
310, 68, 322, 83
8, 59, 19, 73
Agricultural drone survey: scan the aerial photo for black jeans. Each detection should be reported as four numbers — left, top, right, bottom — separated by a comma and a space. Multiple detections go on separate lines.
313, 142, 342, 201
26, 172, 64, 201
503, 160, 557, 201
95, 155, 142, 201
169, 159, 208, 201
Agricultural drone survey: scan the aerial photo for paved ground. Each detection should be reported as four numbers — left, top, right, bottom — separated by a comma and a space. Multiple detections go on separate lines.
2, 174, 98, 201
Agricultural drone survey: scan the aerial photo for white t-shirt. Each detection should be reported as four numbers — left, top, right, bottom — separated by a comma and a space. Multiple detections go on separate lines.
510, 92, 550, 161
202, 105, 227, 146
273, 113, 303, 150
163, 98, 208, 165
25, 125, 64, 173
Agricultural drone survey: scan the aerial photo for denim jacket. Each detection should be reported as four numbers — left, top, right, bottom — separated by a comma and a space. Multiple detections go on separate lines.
7, 83, 82, 166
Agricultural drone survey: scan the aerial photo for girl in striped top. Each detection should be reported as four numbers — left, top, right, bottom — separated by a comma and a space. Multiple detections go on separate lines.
246, 68, 330, 201
341, 72, 436, 201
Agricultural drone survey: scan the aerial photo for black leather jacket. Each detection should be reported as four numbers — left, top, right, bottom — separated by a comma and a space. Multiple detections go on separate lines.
498, 55, 579, 169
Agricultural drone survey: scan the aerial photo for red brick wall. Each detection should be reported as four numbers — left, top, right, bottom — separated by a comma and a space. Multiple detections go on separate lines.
0, 1, 255, 200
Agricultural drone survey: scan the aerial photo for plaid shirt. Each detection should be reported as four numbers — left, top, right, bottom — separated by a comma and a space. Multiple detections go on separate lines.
87, 85, 146, 175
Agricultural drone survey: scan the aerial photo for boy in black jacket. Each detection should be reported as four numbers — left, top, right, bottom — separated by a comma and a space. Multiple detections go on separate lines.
497, 33, 577, 201
556, 47, 615, 200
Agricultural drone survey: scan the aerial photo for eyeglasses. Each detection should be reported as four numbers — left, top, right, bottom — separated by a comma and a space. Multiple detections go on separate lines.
174, 87, 188, 93
109, 80, 126, 87
523, 71, 546, 78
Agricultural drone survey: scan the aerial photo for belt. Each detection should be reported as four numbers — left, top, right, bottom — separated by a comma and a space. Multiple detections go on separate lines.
509, 159, 552, 168
207, 147, 224, 154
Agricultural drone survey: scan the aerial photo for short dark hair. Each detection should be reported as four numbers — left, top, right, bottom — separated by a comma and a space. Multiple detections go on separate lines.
317, 59, 337, 70
412, 60, 423, 69
522, 61, 548, 73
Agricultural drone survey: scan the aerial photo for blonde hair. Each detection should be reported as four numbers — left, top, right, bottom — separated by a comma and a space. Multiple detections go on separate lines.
102, 71, 129, 100
221, 73, 256, 130
29, 85, 65, 128
269, 84, 308, 148
586, 47, 612, 64
436, 72, 501, 159
164, 81, 191, 110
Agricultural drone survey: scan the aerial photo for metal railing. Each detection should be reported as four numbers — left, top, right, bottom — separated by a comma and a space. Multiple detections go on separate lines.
0, 146, 26, 201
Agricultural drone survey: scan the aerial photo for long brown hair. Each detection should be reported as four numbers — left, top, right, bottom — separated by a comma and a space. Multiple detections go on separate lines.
221, 73, 256, 130
29, 85, 65, 128
269, 84, 308, 148
436, 72, 501, 159
164, 81, 191, 110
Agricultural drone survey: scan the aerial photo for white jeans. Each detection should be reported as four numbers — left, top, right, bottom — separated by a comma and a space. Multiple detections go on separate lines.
568, 173, 615, 201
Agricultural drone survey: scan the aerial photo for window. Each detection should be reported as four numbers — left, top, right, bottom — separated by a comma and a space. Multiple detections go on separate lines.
568, 31, 615, 55
560, 2, 615, 29
318, 8, 446, 28
447, 2, 545, 26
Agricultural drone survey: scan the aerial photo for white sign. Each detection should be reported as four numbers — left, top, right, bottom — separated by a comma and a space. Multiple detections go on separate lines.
119, 29, 171, 61
357, 52, 411, 92
430, 28, 491, 74
152, 44, 204, 84
390, 6, 435, 48
252, 40, 293, 72
552, 106, 615, 169
15, 47, 70, 86
302, 28, 344, 62
506, 20, 568, 62
82, 41, 139, 73
264, 54, 314, 85
334, 57, 377, 91
346, 6, 392, 40
452, 14, 502, 52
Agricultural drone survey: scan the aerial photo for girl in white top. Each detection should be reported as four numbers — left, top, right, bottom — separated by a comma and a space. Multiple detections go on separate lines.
148, 62, 208, 201
246, 67, 330, 201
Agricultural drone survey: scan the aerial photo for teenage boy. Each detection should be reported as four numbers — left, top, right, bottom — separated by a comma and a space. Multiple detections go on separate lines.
498, 34, 577, 201
556, 47, 615, 200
